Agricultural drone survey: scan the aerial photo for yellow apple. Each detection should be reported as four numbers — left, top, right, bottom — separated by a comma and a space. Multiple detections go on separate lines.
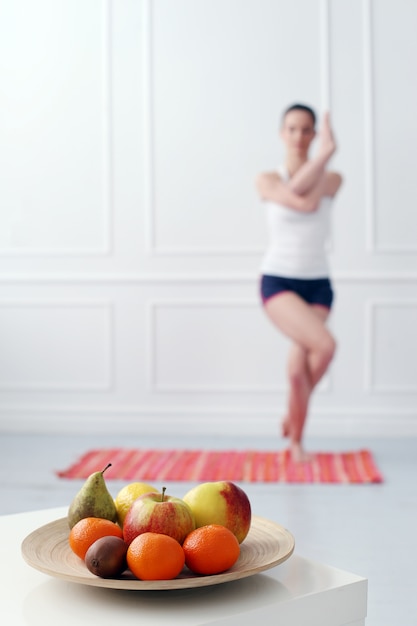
183, 481, 251, 543
114, 482, 158, 526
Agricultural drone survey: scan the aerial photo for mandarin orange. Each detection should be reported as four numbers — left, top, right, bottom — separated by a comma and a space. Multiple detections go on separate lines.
182, 524, 240, 575
126, 532, 185, 580
69, 517, 123, 560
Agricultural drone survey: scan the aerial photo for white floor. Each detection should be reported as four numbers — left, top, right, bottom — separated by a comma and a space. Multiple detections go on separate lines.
1, 433, 416, 626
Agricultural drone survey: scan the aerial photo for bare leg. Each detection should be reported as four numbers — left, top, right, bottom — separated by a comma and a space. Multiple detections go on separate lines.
279, 342, 316, 462
286, 344, 312, 457
264, 294, 336, 462
281, 344, 310, 439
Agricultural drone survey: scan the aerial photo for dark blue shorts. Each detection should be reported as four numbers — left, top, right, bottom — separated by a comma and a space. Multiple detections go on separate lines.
260, 274, 334, 309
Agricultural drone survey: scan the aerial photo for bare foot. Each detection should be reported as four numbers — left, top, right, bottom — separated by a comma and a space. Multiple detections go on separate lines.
290, 442, 313, 464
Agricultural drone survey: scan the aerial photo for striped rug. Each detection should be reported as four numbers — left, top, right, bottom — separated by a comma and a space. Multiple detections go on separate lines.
57, 448, 383, 484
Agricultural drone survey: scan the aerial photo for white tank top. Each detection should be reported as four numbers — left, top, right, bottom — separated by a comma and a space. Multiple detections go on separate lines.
260, 166, 332, 279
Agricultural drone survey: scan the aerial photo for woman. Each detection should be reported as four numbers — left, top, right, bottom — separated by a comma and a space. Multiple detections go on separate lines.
256, 104, 342, 463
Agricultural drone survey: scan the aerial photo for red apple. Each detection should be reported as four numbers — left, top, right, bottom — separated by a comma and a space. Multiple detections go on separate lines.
123, 487, 195, 545
183, 481, 251, 543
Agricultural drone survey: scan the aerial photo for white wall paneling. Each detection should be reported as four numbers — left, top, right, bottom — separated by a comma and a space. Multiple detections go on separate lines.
368, 0, 417, 253
362, 0, 375, 255
146, 0, 326, 257
147, 298, 289, 393
363, 0, 417, 254
3, 405, 417, 438
0, 0, 113, 256
319, 0, 331, 110
147, 297, 331, 393
0, 300, 113, 390
1, 0, 417, 437
365, 299, 417, 394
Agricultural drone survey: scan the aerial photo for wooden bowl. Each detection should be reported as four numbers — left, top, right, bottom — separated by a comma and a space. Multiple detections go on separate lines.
21, 514, 295, 590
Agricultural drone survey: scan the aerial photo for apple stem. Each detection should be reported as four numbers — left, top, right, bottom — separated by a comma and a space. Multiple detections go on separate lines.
161, 486, 166, 502
101, 463, 112, 475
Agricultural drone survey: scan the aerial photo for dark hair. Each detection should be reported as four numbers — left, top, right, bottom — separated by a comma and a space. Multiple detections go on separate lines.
282, 103, 316, 127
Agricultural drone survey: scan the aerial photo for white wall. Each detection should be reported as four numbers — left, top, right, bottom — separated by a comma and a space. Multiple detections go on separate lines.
1, 0, 417, 437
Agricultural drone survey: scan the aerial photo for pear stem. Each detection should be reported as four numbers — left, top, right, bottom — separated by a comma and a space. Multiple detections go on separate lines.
161, 486, 166, 502
101, 463, 112, 475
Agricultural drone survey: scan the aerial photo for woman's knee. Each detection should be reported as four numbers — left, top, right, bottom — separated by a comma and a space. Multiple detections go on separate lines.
318, 333, 336, 368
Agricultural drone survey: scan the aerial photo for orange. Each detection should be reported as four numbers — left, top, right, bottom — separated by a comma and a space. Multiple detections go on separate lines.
127, 532, 185, 580
182, 524, 240, 575
69, 517, 123, 560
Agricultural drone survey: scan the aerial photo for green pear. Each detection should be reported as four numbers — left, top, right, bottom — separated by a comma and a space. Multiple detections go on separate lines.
67, 463, 118, 529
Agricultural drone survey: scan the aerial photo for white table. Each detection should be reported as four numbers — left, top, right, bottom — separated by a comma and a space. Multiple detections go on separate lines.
1, 507, 367, 625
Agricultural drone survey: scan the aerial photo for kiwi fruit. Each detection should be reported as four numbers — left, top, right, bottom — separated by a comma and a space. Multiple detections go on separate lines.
85, 536, 128, 578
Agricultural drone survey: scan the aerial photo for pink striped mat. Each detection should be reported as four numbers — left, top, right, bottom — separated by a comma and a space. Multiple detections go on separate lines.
57, 448, 383, 484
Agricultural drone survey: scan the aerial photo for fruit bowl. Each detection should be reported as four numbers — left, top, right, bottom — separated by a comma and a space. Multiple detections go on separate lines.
21, 515, 295, 591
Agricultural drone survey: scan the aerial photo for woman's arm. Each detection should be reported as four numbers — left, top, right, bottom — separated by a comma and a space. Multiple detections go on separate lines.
288, 112, 337, 196
256, 112, 342, 209
256, 171, 326, 213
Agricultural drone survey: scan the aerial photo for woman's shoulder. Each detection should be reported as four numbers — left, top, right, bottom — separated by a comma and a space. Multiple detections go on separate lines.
324, 170, 343, 197
257, 169, 283, 182
255, 170, 282, 195
256, 165, 287, 186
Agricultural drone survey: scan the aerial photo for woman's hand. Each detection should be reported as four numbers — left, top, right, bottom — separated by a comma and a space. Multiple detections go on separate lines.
285, 112, 338, 196
318, 111, 337, 160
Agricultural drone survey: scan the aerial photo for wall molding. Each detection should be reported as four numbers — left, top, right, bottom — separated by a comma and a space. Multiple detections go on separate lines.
142, 0, 263, 257
320, 0, 331, 110
147, 296, 331, 394
0, 0, 113, 258
363, 0, 375, 254
147, 298, 288, 393
1, 405, 416, 437
0, 271, 416, 284
365, 298, 417, 394
0, 299, 114, 391
144, 0, 332, 258
363, 0, 417, 254
142, 0, 155, 257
